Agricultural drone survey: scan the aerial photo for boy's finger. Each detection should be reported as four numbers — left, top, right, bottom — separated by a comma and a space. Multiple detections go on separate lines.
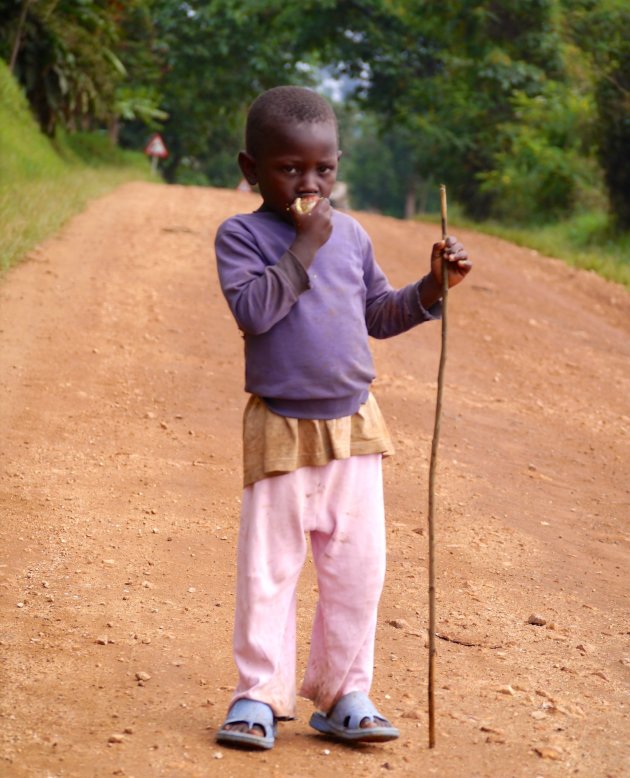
447, 248, 468, 260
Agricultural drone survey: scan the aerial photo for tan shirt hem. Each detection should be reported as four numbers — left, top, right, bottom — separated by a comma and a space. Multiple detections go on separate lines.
242, 393, 394, 487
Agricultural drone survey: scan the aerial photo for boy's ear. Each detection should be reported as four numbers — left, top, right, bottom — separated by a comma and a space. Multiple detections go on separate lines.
238, 151, 258, 185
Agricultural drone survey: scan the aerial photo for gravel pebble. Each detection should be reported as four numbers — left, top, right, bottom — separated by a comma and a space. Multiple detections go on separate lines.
387, 619, 410, 630
534, 746, 562, 761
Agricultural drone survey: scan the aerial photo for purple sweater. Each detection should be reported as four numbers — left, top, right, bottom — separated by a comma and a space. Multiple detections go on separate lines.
215, 209, 440, 419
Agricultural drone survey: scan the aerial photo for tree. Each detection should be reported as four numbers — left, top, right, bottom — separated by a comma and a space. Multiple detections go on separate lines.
0, 0, 164, 137
282, 0, 569, 219
477, 81, 601, 223
2, 0, 625, 227
138, 0, 306, 183
1, 0, 120, 135
563, 0, 630, 228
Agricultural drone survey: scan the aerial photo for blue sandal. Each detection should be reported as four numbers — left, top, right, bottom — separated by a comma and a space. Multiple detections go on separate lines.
216, 698, 276, 750
309, 691, 400, 743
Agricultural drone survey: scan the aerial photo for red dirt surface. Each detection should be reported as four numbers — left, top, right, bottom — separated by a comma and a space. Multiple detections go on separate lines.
1, 182, 628, 778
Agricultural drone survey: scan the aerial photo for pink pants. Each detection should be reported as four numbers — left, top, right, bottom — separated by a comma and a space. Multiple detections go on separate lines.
231, 454, 386, 719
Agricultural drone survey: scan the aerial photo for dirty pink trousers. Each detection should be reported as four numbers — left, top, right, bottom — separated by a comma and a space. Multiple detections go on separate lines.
231, 454, 386, 718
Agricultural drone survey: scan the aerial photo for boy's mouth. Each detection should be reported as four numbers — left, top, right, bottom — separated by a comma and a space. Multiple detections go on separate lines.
293, 195, 319, 214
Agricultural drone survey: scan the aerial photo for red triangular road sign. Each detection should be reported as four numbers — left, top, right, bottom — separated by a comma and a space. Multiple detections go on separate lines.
144, 133, 169, 158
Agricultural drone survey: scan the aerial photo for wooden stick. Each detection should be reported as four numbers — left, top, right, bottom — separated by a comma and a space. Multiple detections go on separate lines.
427, 184, 449, 748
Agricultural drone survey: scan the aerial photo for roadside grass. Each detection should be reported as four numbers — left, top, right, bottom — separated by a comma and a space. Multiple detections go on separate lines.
1, 60, 153, 274
0, 130, 153, 273
1, 162, 153, 273
422, 206, 630, 289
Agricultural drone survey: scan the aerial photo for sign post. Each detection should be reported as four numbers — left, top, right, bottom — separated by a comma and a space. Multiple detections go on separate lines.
144, 133, 169, 173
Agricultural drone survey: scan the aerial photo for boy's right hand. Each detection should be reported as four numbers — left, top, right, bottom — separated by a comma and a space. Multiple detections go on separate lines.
288, 196, 333, 269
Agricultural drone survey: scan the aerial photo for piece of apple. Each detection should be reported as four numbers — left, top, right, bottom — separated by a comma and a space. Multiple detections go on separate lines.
294, 195, 319, 215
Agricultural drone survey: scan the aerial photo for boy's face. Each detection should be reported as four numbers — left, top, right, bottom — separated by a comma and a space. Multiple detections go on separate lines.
239, 120, 340, 219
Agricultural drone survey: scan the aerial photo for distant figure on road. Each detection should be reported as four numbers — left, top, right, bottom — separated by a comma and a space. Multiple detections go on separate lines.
330, 180, 349, 210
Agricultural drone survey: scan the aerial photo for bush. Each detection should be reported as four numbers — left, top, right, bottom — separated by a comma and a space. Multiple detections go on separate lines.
478, 83, 602, 224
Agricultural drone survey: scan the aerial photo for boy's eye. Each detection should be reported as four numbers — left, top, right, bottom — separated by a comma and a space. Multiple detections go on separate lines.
282, 166, 299, 174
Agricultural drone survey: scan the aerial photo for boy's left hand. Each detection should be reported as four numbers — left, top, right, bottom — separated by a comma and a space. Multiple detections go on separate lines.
430, 236, 472, 289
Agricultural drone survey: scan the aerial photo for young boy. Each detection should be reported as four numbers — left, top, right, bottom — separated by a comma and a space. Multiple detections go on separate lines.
214, 86, 471, 750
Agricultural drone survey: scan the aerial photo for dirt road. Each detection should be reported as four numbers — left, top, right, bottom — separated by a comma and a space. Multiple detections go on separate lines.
1, 182, 628, 778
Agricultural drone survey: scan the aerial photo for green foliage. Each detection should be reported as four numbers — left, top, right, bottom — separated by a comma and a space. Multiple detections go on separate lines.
146, 0, 304, 183
115, 86, 168, 126
342, 129, 405, 218
338, 110, 439, 218
285, 0, 571, 219
477, 83, 602, 223
2, 0, 629, 245
302, 0, 624, 231
562, 0, 630, 228
53, 129, 149, 167
1, 0, 119, 134
0, 0, 165, 137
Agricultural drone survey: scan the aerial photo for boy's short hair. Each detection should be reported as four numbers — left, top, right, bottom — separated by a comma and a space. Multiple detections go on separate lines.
246, 86, 337, 157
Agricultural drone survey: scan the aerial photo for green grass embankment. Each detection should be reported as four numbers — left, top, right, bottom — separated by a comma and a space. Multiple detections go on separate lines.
421, 206, 630, 289
0, 60, 154, 273
467, 213, 629, 289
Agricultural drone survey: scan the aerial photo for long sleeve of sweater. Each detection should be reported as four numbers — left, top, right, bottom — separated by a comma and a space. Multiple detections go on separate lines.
215, 223, 310, 335
364, 267, 440, 339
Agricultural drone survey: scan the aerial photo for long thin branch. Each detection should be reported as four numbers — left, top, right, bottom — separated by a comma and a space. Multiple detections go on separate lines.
427, 184, 449, 749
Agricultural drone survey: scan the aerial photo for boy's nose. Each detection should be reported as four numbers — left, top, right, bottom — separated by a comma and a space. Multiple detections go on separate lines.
298, 170, 318, 192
